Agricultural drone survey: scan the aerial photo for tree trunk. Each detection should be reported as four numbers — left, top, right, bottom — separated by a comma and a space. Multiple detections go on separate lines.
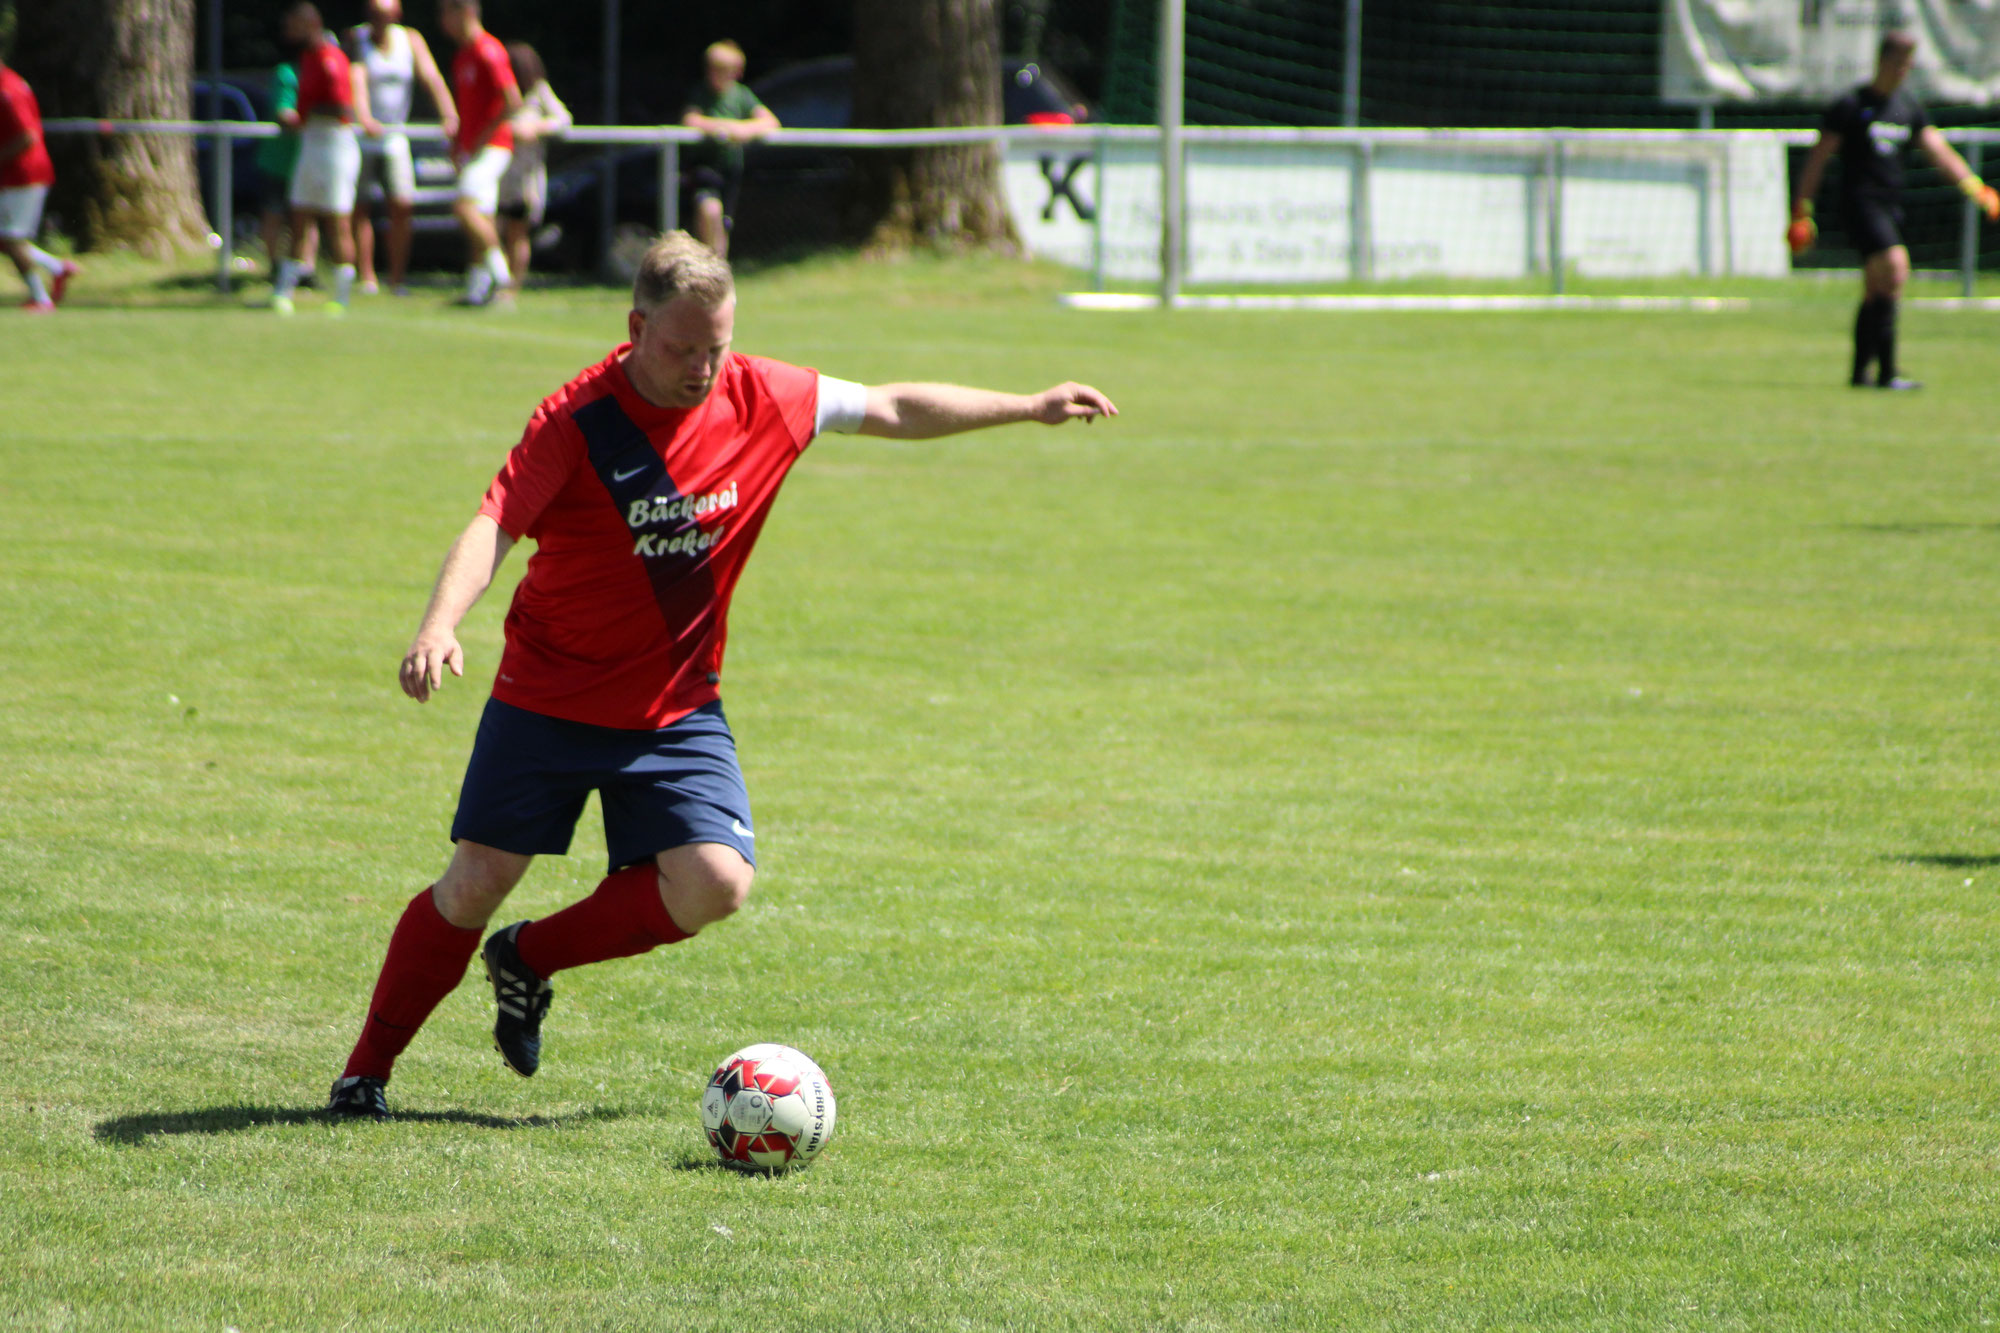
13, 0, 209, 256
851, 0, 1017, 253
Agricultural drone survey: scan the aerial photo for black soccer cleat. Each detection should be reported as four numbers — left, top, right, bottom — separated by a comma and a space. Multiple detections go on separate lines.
326, 1075, 391, 1121
483, 921, 553, 1078
1879, 376, 1923, 391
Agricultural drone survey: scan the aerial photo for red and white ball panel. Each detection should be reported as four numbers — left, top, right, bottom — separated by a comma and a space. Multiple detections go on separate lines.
699, 1044, 836, 1174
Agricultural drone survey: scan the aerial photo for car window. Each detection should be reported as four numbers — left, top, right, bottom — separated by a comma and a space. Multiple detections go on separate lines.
192, 81, 259, 122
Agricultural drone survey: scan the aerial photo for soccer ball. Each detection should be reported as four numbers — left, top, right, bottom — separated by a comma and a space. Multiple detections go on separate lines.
699, 1043, 836, 1174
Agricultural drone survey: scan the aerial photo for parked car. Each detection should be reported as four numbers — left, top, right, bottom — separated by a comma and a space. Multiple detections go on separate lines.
191, 75, 271, 242
750, 55, 1090, 130
540, 57, 1089, 270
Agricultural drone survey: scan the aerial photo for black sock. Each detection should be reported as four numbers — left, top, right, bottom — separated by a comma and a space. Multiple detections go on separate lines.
1852, 298, 1880, 384
1876, 298, 1899, 383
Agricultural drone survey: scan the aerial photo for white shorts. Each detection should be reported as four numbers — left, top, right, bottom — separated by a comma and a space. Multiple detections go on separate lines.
0, 184, 49, 240
456, 145, 513, 215
291, 122, 362, 214
497, 163, 547, 224
359, 130, 416, 203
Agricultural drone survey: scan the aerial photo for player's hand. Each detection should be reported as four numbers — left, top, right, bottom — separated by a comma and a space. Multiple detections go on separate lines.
360, 114, 384, 140
441, 112, 460, 141
1029, 382, 1118, 426
1980, 184, 2000, 223
1786, 214, 1816, 255
400, 630, 464, 703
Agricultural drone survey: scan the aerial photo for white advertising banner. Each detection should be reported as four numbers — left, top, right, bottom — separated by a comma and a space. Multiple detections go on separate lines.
1662, 0, 2000, 105
1003, 135, 1792, 284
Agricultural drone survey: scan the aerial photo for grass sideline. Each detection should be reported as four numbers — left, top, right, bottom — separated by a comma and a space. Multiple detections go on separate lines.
3, 254, 1999, 1330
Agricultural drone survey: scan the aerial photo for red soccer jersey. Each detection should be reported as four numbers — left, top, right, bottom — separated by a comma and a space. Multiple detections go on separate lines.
0, 66, 55, 189
477, 347, 821, 730
452, 32, 516, 154
295, 38, 355, 120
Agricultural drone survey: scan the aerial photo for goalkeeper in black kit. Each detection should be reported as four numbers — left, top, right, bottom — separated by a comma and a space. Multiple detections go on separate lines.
1789, 30, 2000, 390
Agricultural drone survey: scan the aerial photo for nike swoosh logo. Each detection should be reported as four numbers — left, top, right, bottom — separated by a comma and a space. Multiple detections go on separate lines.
731, 819, 754, 839
612, 465, 647, 482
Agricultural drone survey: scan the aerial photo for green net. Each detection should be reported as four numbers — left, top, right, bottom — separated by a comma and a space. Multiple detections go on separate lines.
1098, 0, 2000, 271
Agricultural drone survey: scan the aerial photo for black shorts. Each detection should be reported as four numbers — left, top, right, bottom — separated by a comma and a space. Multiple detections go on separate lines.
450, 697, 757, 872
258, 168, 293, 217
681, 165, 741, 228
1843, 196, 1905, 259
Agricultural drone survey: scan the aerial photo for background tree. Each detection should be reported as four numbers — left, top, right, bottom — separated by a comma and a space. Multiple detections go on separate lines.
12, 0, 208, 255
852, 0, 1017, 252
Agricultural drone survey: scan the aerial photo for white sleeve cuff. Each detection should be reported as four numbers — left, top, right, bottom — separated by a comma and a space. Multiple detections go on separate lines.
814, 375, 869, 436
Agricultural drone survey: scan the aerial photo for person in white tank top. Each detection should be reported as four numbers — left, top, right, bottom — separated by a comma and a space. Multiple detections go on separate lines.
496, 42, 570, 293
346, 0, 456, 294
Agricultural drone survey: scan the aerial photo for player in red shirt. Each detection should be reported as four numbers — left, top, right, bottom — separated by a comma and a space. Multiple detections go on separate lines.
0, 57, 78, 312
269, 3, 381, 316
439, 0, 521, 306
327, 232, 1116, 1119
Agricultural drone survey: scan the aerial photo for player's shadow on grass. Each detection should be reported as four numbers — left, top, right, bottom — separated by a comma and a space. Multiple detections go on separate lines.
93, 1104, 631, 1144
1888, 853, 2000, 869
671, 1152, 733, 1173
669, 1152, 780, 1176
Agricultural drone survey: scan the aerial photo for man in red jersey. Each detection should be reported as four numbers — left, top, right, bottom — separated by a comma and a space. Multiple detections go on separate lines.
439, 0, 520, 306
327, 231, 1117, 1119
0, 57, 77, 312
270, 2, 381, 316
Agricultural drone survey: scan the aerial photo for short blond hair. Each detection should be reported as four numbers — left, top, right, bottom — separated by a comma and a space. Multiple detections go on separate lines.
633, 231, 734, 313
705, 40, 746, 70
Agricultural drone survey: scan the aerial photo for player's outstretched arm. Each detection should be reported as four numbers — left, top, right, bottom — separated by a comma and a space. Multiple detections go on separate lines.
400, 513, 516, 703
1788, 132, 1840, 254
1919, 126, 2000, 221
410, 29, 459, 140
350, 63, 383, 140
857, 382, 1117, 440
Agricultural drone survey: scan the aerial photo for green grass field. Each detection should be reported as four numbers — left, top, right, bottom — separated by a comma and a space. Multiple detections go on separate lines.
3, 256, 1999, 1330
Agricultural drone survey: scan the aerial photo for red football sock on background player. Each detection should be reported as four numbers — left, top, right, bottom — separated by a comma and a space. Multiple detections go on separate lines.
341, 887, 482, 1081
515, 861, 691, 976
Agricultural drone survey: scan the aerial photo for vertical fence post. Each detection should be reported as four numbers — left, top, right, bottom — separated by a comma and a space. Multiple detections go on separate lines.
1342, 0, 1362, 128
1720, 134, 1736, 278
217, 131, 234, 291
1092, 127, 1107, 292
1962, 140, 1982, 298
598, 0, 622, 278
208, 0, 231, 293
1547, 136, 1566, 296
1159, 0, 1186, 303
659, 139, 679, 236
1696, 155, 1711, 278
1350, 139, 1372, 283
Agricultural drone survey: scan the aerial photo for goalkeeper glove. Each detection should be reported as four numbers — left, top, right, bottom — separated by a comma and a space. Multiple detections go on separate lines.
1786, 201, 1816, 255
1960, 173, 2000, 222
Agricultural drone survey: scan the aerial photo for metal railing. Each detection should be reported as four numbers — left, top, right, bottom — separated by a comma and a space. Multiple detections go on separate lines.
41, 119, 2000, 296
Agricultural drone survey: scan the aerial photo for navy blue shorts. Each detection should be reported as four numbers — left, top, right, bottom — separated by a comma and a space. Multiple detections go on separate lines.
450, 698, 755, 872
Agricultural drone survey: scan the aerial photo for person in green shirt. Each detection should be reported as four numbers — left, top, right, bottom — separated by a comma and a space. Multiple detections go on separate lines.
255, 56, 317, 283
678, 40, 778, 257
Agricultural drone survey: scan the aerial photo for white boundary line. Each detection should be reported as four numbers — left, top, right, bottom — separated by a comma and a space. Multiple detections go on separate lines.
1060, 292, 1755, 312
1907, 297, 2000, 310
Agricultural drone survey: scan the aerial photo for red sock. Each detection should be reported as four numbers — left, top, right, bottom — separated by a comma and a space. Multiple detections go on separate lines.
340, 887, 482, 1082
515, 862, 691, 976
